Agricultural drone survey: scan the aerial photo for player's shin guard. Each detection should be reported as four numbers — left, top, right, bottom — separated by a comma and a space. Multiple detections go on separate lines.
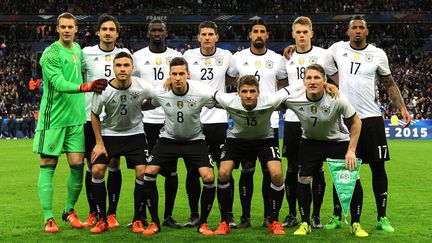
285, 168, 298, 216
200, 181, 216, 224
107, 166, 121, 215
262, 169, 271, 219
332, 185, 342, 218
66, 164, 84, 212
85, 165, 96, 214
164, 171, 178, 219
297, 179, 312, 224
351, 179, 363, 224
370, 162, 388, 220
38, 165, 56, 221
269, 183, 284, 222
92, 177, 107, 221
186, 170, 201, 215
312, 170, 326, 218
217, 180, 231, 222
134, 178, 146, 221
143, 173, 160, 225
239, 168, 254, 219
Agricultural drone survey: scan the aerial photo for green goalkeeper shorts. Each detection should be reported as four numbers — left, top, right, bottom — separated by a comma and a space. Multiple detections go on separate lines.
33, 124, 85, 156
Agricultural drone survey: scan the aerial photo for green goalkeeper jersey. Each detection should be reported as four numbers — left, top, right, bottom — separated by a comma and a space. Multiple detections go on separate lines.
37, 41, 85, 130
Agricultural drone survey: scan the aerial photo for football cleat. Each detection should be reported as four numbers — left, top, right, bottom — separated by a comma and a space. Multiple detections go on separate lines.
324, 215, 341, 230
293, 222, 311, 235
237, 216, 251, 228
214, 221, 230, 235
184, 213, 200, 227
142, 222, 160, 236
376, 216, 395, 233
268, 221, 286, 235
162, 216, 182, 229
90, 219, 109, 234
351, 222, 369, 237
311, 216, 323, 229
45, 218, 59, 233
198, 223, 214, 236
62, 209, 84, 228
107, 214, 119, 229
132, 220, 144, 233
282, 214, 299, 228
83, 212, 97, 228
227, 212, 237, 228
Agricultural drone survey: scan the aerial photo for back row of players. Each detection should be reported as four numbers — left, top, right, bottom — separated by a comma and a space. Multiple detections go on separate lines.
40, 12, 411, 237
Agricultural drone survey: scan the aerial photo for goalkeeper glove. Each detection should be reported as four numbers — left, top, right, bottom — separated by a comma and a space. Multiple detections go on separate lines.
79, 79, 108, 93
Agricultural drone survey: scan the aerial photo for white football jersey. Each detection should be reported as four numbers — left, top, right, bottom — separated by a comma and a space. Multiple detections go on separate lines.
82, 45, 132, 121
151, 80, 216, 141
133, 47, 182, 123
283, 88, 355, 141
215, 88, 292, 140
325, 41, 391, 119
91, 76, 154, 136
276, 46, 328, 122
183, 47, 232, 124
227, 48, 282, 128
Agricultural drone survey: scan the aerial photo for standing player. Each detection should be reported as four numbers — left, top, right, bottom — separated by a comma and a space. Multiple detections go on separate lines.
324, 15, 411, 233
276, 16, 328, 229
89, 52, 154, 234
81, 14, 132, 229
214, 75, 303, 236
133, 19, 183, 228
226, 19, 283, 227
34, 12, 107, 233
183, 20, 235, 227
284, 64, 367, 237
141, 57, 217, 236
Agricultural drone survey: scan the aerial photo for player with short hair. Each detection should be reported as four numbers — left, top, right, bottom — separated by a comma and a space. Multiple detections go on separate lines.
89, 52, 154, 234
213, 75, 306, 235
226, 19, 284, 228
133, 19, 183, 229
182, 20, 235, 228
284, 64, 367, 237
81, 13, 132, 229
276, 16, 328, 229
324, 15, 411, 233
34, 12, 108, 233
141, 57, 217, 236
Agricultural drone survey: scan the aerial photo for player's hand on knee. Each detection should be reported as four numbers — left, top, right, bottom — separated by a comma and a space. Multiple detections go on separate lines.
79, 79, 108, 93
91, 144, 108, 164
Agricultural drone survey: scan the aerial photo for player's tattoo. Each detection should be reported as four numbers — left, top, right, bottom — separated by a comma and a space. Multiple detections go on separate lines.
380, 75, 405, 110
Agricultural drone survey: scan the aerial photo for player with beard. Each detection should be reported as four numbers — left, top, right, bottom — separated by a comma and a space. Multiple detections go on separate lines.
81, 14, 132, 229
226, 19, 284, 228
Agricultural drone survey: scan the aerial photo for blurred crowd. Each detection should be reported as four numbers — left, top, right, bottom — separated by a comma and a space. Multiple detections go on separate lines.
1, 0, 431, 15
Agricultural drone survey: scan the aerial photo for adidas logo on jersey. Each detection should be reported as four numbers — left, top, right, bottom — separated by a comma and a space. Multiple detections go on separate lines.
64, 59, 69, 64
243, 62, 249, 66
299, 107, 304, 112
93, 57, 99, 61
145, 61, 150, 65
289, 61, 294, 65
342, 53, 348, 57
165, 102, 171, 107
193, 61, 199, 65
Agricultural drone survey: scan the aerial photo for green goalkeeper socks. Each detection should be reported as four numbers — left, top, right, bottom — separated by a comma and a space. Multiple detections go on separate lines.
65, 164, 84, 212
38, 165, 56, 221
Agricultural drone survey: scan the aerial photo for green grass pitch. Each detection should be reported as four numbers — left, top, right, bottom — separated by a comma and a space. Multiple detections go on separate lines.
0, 139, 431, 242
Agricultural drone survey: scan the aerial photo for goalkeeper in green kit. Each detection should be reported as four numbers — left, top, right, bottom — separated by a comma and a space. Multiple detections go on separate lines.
33, 12, 108, 233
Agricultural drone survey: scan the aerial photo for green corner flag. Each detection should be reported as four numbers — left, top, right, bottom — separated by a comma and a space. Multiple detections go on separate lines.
326, 158, 362, 218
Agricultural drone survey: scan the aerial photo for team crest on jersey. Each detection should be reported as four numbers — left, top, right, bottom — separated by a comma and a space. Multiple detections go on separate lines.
120, 95, 127, 103
130, 92, 139, 100
321, 104, 330, 113
215, 57, 223, 66
365, 54, 373, 62
309, 56, 318, 64
105, 55, 112, 62
311, 105, 317, 114
177, 101, 184, 109
265, 60, 274, 69
187, 98, 197, 108
354, 52, 361, 61
166, 57, 173, 65
299, 57, 305, 65
205, 58, 211, 65
255, 60, 262, 69
155, 57, 163, 65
